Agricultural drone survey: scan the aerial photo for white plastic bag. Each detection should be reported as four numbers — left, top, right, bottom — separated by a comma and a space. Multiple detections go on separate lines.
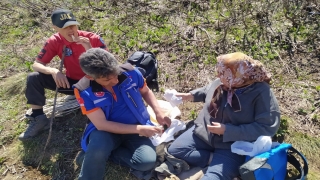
231, 136, 272, 157
147, 100, 181, 126
150, 119, 186, 146
147, 100, 185, 146
163, 89, 183, 107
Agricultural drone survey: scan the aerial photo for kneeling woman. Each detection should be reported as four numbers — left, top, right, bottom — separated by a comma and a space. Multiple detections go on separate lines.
168, 52, 280, 180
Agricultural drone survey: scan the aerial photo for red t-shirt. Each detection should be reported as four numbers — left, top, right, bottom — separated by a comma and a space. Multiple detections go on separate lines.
36, 30, 107, 80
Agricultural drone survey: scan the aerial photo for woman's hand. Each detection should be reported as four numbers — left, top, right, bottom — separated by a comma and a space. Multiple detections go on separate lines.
137, 125, 163, 137
207, 122, 226, 136
175, 92, 194, 101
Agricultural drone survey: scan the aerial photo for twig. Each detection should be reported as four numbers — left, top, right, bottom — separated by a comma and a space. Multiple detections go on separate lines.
87, 0, 106, 12
37, 45, 66, 169
0, 6, 15, 11
199, 27, 213, 46
29, 29, 35, 40
11, 165, 16, 174
274, 51, 290, 74
5, 164, 10, 173
2, 168, 9, 176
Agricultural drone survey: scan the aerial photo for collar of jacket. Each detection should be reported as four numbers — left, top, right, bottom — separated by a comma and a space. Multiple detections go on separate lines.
223, 83, 255, 112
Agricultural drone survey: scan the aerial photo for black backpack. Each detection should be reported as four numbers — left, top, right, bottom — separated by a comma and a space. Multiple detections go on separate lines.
126, 51, 158, 87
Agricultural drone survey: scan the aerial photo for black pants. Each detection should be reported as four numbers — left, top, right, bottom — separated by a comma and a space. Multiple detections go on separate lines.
25, 72, 79, 106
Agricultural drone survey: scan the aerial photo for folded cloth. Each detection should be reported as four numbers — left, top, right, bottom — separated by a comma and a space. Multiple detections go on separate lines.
163, 89, 183, 107
150, 119, 186, 146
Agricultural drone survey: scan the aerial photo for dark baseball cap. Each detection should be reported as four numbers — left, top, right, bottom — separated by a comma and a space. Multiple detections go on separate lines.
51, 9, 80, 28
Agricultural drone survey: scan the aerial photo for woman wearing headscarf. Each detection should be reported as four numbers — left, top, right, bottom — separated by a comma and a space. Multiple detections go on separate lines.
167, 52, 280, 179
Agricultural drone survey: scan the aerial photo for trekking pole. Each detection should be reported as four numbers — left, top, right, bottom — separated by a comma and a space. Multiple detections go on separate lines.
37, 45, 67, 169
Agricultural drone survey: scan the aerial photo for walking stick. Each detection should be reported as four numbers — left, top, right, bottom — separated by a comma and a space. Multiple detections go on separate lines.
38, 45, 67, 169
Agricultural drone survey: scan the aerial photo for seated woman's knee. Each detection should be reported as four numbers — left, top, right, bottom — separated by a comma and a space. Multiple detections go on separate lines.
167, 143, 188, 159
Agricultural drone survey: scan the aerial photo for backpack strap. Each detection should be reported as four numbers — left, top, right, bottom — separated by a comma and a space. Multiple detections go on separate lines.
287, 147, 308, 180
120, 63, 135, 72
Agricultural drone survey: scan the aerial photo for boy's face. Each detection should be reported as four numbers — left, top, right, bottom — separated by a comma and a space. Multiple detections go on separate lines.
54, 25, 78, 42
91, 74, 119, 88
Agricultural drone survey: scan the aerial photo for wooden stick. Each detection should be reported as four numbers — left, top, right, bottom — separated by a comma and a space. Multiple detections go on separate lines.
37, 45, 66, 169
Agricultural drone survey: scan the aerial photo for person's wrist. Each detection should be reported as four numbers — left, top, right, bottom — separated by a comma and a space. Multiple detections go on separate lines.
136, 125, 142, 134
177, 93, 192, 101
84, 43, 92, 51
186, 93, 193, 101
50, 68, 59, 75
155, 112, 165, 119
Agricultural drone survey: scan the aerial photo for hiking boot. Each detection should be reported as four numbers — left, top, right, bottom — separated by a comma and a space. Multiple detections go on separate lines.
18, 114, 50, 140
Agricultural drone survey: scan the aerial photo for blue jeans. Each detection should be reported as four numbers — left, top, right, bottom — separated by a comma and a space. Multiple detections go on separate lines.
168, 126, 245, 180
78, 130, 156, 180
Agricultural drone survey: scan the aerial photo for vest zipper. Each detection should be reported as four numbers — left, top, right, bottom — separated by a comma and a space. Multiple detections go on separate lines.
127, 92, 137, 107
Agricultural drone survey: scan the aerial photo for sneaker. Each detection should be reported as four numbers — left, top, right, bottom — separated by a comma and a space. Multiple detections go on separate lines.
18, 114, 50, 140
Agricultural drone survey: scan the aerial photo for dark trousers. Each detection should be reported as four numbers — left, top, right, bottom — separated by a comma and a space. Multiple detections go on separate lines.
168, 126, 245, 180
25, 72, 79, 106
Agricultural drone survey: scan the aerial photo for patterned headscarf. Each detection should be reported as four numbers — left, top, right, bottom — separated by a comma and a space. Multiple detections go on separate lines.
209, 52, 271, 117
216, 52, 271, 89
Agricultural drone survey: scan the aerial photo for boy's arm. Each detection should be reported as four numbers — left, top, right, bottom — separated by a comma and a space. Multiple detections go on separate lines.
33, 60, 70, 88
34, 37, 70, 88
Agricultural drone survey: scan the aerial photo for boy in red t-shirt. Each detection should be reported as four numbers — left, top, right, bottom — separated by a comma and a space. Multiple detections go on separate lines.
19, 9, 107, 140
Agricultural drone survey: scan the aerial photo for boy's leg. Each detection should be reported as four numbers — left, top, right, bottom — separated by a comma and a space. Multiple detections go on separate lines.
110, 134, 156, 172
19, 72, 77, 140
79, 130, 121, 180
201, 149, 245, 180
25, 72, 76, 106
167, 125, 215, 168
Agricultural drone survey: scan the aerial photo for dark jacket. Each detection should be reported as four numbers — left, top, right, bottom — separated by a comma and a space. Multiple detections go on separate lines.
190, 78, 280, 149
